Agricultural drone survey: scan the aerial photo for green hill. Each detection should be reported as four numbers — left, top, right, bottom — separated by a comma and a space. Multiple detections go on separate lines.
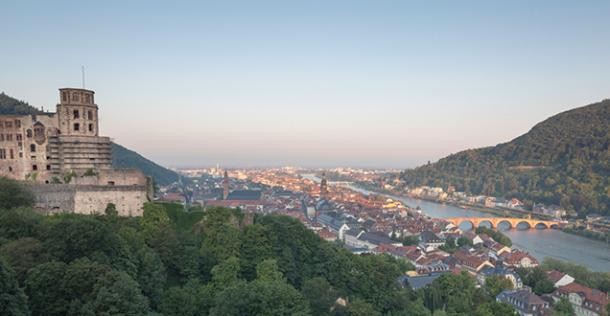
0, 92, 179, 186
0, 92, 43, 115
111, 143, 179, 186
400, 99, 610, 216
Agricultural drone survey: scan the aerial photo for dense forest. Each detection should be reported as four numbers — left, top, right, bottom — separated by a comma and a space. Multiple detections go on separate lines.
401, 99, 610, 216
0, 178, 516, 316
0, 92, 180, 186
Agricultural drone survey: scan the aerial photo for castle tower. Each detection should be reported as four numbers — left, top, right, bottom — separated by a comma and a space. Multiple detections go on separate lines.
223, 170, 229, 200
47, 88, 112, 175
320, 172, 328, 199
57, 88, 99, 136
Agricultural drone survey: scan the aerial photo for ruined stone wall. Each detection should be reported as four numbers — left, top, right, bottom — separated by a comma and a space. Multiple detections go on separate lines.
28, 184, 148, 217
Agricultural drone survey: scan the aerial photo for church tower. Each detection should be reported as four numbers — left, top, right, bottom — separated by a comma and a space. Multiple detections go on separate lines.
320, 172, 328, 199
223, 170, 229, 200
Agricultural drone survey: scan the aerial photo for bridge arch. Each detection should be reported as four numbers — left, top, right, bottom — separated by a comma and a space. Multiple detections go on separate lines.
478, 219, 494, 229
496, 219, 513, 230
515, 221, 532, 230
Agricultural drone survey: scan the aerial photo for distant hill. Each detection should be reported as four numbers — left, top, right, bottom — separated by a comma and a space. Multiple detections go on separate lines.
400, 99, 610, 216
111, 143, 179, 186
0, 92, 43, 115
0, 92, 180, 186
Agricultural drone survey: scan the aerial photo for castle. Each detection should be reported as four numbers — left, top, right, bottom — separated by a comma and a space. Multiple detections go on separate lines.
0, 88, 151, 216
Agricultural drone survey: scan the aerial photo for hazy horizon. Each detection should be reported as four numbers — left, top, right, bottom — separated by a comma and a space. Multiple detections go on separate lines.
2, 1, 610, 169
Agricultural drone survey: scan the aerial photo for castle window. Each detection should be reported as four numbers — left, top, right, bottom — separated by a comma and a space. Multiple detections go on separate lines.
85, 94, 91, 103
8, 166, 12, 172
88, 124, 94, 132
9, 149, 13, 159
34, 126, 44, 138
46, 164, 51, 170
16, 134, 22, 141
32, 164, 38, 171
0, 121, 3, 128
72, 92, 79, 101
26, 129, 32, 138
6, 134, 12, 141
15, 120, 21, 128
62, 92, 67, 101
0, 134, 3, 141
0, 149, 5, 159
30, 144, 36, 152
108, 181, 115, 186
73, 110, 80, 118
74, 123, 80, 131
5, 121, 12, 128
88, 111, 93, 120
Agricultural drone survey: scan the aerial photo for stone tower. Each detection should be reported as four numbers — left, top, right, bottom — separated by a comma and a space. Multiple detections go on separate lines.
223, 170, 229, 200
48, 88, 112, 175
57, 88, 99, 136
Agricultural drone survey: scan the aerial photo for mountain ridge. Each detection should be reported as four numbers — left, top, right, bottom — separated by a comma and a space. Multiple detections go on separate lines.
400, 99, 610, 216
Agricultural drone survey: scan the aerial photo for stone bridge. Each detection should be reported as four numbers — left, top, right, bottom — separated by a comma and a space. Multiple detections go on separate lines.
445, 217, 561, 230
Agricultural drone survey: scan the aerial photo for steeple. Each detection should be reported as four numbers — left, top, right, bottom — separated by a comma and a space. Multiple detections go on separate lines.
223, 170, 229, 200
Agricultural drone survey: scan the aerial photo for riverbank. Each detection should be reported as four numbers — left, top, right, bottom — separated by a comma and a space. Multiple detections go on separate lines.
562, 227, 610, 244
355, 183, 529, 218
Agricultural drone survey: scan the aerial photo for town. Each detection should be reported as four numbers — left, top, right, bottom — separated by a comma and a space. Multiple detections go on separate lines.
158, 167, 609, 316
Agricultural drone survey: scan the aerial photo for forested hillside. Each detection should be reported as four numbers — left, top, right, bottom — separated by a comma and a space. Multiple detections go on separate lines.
401, 99, 610, 216
0, 93, 42, 115
0, 92, 179, 186
111, 143, 179, 186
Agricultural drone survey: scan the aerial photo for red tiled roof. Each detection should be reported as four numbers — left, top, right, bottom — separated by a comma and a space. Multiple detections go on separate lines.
556, 283, 609, 307
547, 270, 566, 283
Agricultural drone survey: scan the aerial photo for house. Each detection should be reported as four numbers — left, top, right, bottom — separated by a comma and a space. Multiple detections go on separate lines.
419, 230, 445, 251
496, 287, 549, 316
477, 264, 523, 289
452, 249, 494, 273
484, 197, 496, 208
462, 231, 484, 245
546, 270, 574, 288
487, 241, 512, 256
508, 198, 524, 209
357, 231, 399, 249
552, 283, 609, 316
317, 228, 337, 242
501, 250, 539, 268
398, 271, 449, 290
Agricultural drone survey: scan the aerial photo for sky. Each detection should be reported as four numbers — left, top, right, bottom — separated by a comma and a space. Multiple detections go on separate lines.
1, 1, 610, 168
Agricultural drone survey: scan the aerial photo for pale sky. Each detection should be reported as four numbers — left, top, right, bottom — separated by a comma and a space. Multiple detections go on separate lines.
2, 1, 609, 168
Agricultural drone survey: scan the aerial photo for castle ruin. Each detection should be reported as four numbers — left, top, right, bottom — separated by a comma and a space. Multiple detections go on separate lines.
0, 88, 151, 216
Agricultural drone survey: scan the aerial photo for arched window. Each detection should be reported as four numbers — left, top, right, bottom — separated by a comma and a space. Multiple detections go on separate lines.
26, 129, 32, 138
30, 144, 36, 152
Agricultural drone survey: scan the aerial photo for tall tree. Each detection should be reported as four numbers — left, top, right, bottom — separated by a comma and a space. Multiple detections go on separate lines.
0, 258, 29, 316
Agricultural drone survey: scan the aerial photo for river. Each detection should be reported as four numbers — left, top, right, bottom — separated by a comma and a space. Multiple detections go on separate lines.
302, 174, 610, 272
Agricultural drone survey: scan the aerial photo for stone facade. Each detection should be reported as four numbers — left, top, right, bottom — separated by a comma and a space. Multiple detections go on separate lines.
0, 88, 151, 216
